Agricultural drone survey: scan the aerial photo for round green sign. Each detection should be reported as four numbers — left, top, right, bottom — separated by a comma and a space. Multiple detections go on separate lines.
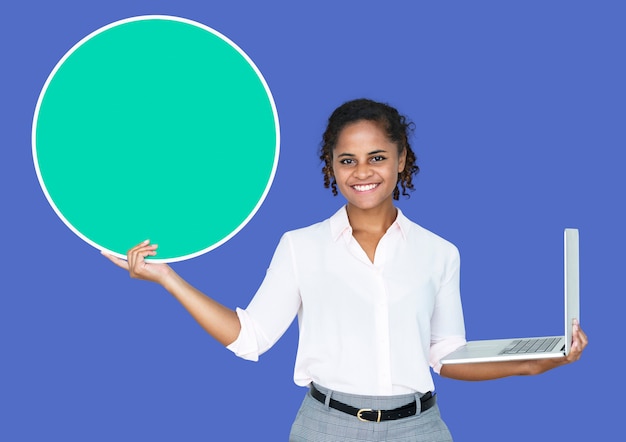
32, 15, 279, 262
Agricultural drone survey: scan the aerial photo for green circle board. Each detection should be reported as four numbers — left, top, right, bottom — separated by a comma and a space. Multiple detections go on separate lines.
32, 16, 280, 262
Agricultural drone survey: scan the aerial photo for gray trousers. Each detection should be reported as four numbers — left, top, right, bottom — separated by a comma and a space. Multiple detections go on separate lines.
289, 384, 453, 442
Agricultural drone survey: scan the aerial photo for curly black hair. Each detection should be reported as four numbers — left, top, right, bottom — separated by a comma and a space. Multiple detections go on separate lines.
320, 98, 419, 200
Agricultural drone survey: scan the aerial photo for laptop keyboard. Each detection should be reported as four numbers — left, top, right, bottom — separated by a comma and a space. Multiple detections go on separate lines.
499, 337, 561, 355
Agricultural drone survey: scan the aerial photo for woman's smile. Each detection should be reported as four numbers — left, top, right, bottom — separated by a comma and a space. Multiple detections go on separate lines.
351, 183, 379, 192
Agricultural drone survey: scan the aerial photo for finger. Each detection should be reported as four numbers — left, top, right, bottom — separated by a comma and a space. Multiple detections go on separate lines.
140, 245, 159, 260
568, 334, 586, 362
102, 251, 130, 270
128, 243, 158, 254
577, 324, 588, 342
130, 239, 151, 250
130, 245, 158, 258
126, 240, 149, 267
576, 328, 588, 350
127, 242, 158, 264
127, 245, 159, 277
126, 239, 148, 258
573, 319, 588, 347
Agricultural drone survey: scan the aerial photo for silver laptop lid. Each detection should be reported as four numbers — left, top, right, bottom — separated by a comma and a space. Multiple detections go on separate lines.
564, 228, 580, 355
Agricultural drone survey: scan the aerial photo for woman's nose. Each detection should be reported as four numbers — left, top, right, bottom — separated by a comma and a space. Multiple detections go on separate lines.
353, 163, 372, 179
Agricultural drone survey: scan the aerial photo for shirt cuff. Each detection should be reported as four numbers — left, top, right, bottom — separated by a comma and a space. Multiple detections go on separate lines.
226, 308, 261, 362
430, 336, 466, 374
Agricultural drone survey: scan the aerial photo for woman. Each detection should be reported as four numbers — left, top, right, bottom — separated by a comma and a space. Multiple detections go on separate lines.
104, 98, 587, 441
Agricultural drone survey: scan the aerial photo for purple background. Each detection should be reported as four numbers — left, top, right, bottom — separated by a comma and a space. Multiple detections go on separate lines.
2, 1, 623, 440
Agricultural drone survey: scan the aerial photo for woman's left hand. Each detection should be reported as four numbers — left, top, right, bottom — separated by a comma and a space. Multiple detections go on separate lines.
527, 319, 588, 375
440, 319, 588, 381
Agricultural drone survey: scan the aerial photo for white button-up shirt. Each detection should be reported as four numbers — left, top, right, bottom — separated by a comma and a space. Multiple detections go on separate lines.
227, 206, 466, 395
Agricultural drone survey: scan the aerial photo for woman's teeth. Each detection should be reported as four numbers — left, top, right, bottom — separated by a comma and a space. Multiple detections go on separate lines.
352, 184, 378, 191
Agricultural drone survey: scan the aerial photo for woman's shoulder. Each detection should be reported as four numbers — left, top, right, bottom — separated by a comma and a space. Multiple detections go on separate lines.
282, 217, 332, 241
399, 211, 459, 254
279, 207, 344, 245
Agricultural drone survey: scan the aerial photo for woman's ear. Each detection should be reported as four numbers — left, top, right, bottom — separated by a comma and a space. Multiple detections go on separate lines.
398, 148, 407, 173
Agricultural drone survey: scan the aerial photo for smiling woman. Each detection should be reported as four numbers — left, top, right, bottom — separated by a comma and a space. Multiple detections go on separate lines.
104, 98, 587, 442
332, 120, 407, 213
320, 98, 419, 201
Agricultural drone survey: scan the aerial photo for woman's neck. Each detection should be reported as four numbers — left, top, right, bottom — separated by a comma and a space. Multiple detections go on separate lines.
345, 202, 398, 234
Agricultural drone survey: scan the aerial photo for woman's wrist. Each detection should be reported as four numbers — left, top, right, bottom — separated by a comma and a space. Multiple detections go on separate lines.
160, 268, 182, 292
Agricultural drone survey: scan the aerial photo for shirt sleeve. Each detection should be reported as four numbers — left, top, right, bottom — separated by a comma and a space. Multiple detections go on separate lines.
429, 245, 466, 373
227, 233, 301, 361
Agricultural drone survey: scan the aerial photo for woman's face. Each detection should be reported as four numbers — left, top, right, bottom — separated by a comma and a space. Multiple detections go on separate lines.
332, 119, 406, 212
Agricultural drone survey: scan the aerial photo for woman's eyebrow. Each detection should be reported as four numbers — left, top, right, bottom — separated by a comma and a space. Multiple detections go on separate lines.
336, 149, 388, 158
368, 149, 387, 155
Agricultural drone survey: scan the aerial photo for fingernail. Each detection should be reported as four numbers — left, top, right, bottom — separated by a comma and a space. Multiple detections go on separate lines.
143, 239, 150, 244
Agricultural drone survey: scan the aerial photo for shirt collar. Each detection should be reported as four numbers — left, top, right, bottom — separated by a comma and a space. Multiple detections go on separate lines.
329, 205, 409, 242
394, 208, 410, 240
329, 206, 351, 241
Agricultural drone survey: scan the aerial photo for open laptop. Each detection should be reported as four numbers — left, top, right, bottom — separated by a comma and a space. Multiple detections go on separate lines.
441, 228, 579, 365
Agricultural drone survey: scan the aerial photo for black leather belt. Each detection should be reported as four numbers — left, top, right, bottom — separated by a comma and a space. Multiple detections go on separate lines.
310, 384, 436, 423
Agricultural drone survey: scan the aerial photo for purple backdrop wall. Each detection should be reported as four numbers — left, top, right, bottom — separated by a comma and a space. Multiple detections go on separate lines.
2, 1, 623, 440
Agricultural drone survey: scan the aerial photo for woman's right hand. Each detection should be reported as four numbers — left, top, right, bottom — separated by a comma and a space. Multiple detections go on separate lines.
102, 240, 173, 285
103, 240, 242, 346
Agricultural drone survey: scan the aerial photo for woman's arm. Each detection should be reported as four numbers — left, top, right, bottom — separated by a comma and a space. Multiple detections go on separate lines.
439, 320, 588, 381
102, 240, 241, 346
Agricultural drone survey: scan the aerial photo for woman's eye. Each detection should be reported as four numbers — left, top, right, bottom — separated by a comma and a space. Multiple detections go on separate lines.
339, 158, 355, 165
371, 155, 386, 162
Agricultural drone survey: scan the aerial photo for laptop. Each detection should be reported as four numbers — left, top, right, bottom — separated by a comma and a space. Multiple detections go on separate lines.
440, 228, 579, 365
